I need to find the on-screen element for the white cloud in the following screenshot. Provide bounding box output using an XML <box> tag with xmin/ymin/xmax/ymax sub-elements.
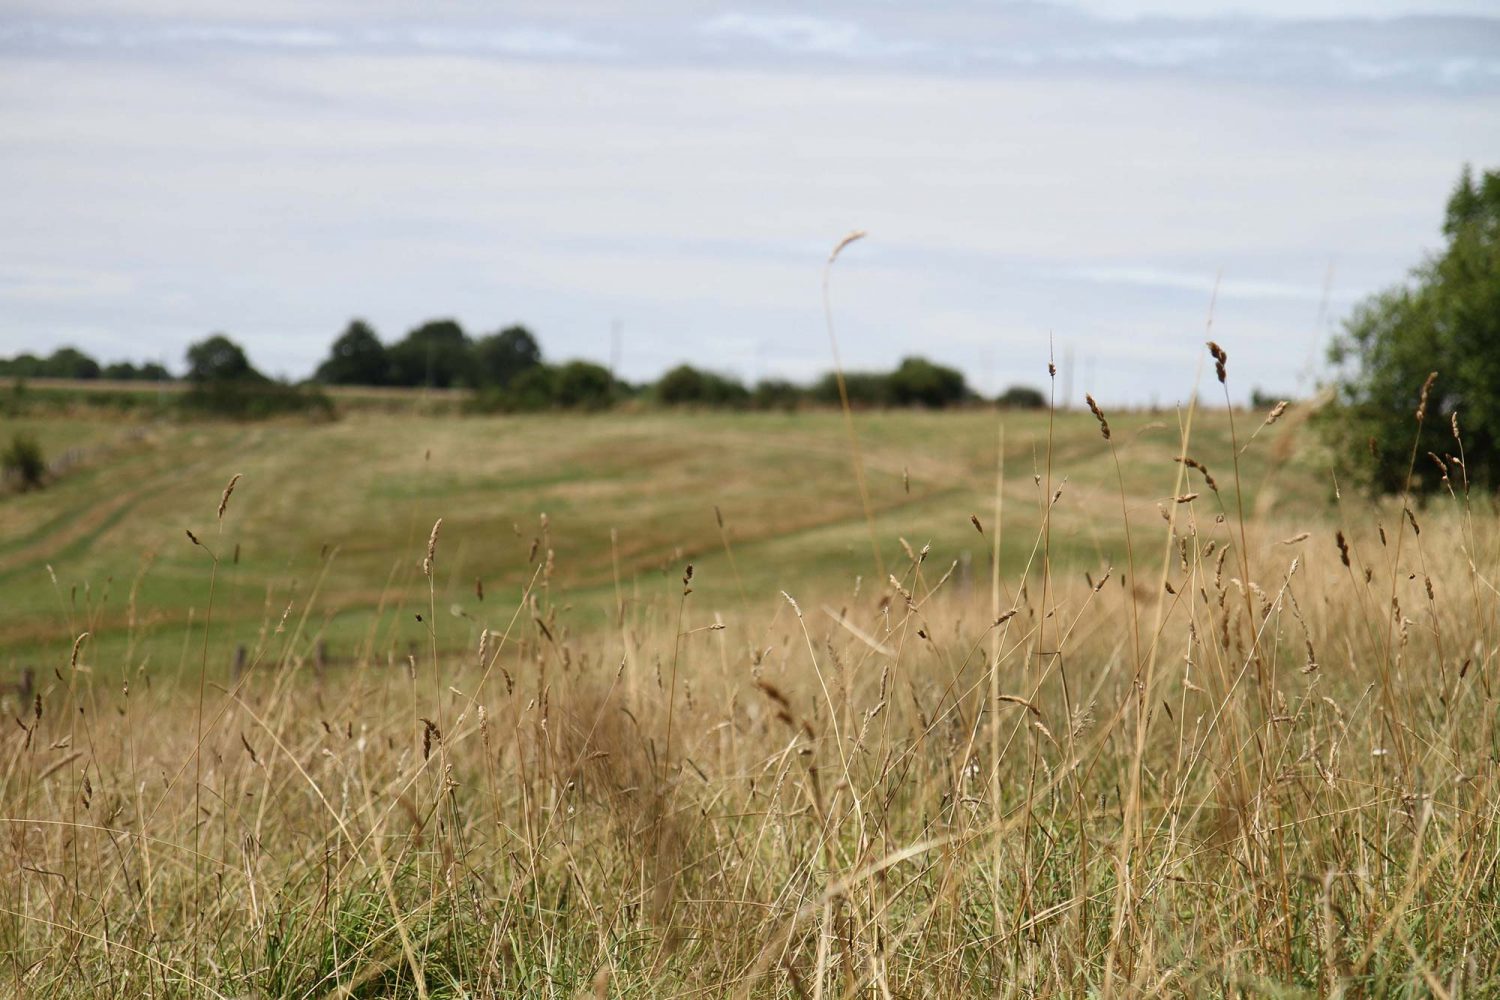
<box><xmin>698</xmin><ymin>12</ymin><xmax>928</xmax><ymax>60</ymax></box>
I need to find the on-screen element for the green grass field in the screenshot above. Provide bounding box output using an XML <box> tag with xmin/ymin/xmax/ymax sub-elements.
<box><xmin>0</xmin><ymin>404</ymin><xmax>1324</xmax><ymax>671</ymax></box>
<box><xmin>7</xmin><ymin>397</ymin><xmax>1499</xmax><ymax>998</ymax></box>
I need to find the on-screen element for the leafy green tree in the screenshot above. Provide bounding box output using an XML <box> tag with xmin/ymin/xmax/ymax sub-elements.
<box><xmin>387</xmin><ymin>319</ymin><xmax>472</xmax><ymax>388</ymax></box>
<box><xmin>186</xmin><ymin>334</ymin><xmax>261</xmax><ymax>383</ymax></box>
<box><xmin>490</xmin><ymin>366</ymin><xmax>558</xmax><ymax>411</ymax></box>
<box><xmin>887</xmin><ymin>356</ymin><xmax>969</xmax><ymax>408</ymax></box>
<box><xmin>552</xmin><ymin>361</ymin><xmax>618</xmax><ymax>410</ymax></box>
<box><xmin>101</xmin><ymin>361</ymin><xmax>172</xmax><ymax>381</ymax></box>
<box><xmin>43</xmin><ymin>347</ymin><xmax>101</xmax><ymax>379</ymax></box>
<box><xmin>0</xmin><ymin>354</ymin><xmax>44</xmax><ymax>378</ymax></box>
<box><xmin>1326</xmin><ymin>165</ymin><xmax>1500</xmax><ymax>492</ymax></box>
<box><xmin>752</xmin><ymin>379</ymin><xmax>804</xmax><ymax>411</ymax></box>
<box><xmin>813</xmin><ymin>371</ymin><xmax>890</xmax><ymax>408</ymax></box>
<box><xmin>996</xmin><ymin>385</ymin><xmax>1046</xmax><ymax>410</ymax></box>
<box><xmin>179</xmin><ymin>334</ymin><xmax>329</xmax><ymax>419</ymax></box>
<box><xmin>473</xmin><ymin>326</ymin><xmax>542</xmax><ymax>388</ymax></box>
<box><xmin>316</xmin><ymin>320</ymin><xmax>390</xmax><ymax>386</ymax></box>
<box><xmin>655</xmin><ymin>364</ymin><xmax>750</xmax><ymax>407</ymax></box>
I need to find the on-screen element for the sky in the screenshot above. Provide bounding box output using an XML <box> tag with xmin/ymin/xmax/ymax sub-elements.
<box><xmin>2</xmin><ymin>2</ymin><xmax>1498</xmax><ymax>404</ymax></box>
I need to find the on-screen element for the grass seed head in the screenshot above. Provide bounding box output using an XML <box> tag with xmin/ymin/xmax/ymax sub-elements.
<box><xmin>1085</xmin><ymin>394</ymin><xmax>1111</xmax><ymax>440</ymax></box>
<box><xmin>1207</xmin><ymin>341</ymin><xmax>1228</xmax><ymax>383</ymax></box>
<box><xmin>423</xmin><ymin>517</ymin><xmax>443</xmax><ymax>577</ymax></box>
<box><xmin>216</xmin><ymin>473</ymin><xmax>242</xmax><ymax>523</ymax></box>
<box><xmin>1416</xmin><ymin>371</ymin><xmax>1438</xmax><ymax>422</ymax></box>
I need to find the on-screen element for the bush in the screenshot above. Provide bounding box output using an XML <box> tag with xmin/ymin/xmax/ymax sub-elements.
<box><xmin>813</xmin><ymin>371</ymin><xmax>891</xmax><ymax>408</ymax></box>
<box><xmin>469</xmin><ymin>361</ymin><xmax>621</xmax><ymax>413</ymax></box>
<box><xmin>996</xmin><ymin>385</ymin><xmax>1047</xmax><ymax>410</ymax></box>
<box><xmin>2</xmin><ymin>433</ymin><xmax>46</xmax><ymax>491</ymax></box>
<box><xmin>655</xmin><ymin>365</ymin><xmax>750</xmax><ymax>407</ymax></box>
<box><xmin>752</xmin><ymin>379</ymin><xmax>804</xmax><ymax>411</ymax></box>
<box><xmin>553</xmin><ymin>361</ymin><xmax>618</xmax><ymax>411</ymax></box>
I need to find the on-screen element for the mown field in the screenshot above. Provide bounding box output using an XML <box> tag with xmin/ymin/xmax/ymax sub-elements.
<box><xmin>0</xmin><ymin>403</ymin><xmax>1325</xmax><ymax>671</ymax></box>
<box><xmin>5</xmin><ymin>396</ymin><xmax>1499</xmax><ymax>998</ymax></box>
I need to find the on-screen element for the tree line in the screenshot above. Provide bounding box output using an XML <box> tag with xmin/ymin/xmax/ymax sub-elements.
<box><xmin>0</xmin><ymin>348</ymin><xmax>170</xmax><ymax>381</ymax></box>
<box><xmin>2</xmin><ymin>318</ymin><xmax>1047</xmax><ymax>414</ymax></box>
<box><xmin>310</xmin><ymin>318</ymin><xmax>1031</xmax><ymax>411</ymax></box>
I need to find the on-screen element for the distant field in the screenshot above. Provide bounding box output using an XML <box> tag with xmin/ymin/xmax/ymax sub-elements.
<box><xmin>0</xmin><ymin>404</ymin><xmax>1322</xmax><ymax>672</ymax></box>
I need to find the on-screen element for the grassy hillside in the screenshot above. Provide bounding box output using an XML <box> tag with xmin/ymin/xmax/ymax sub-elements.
<box><xmin>1</xmin><ymin>404</ymin><xmax>1325</xmax><ymax>672</ymax></box>
<box><xmin>9</xmin><ymin>399</ymin><xmax>1500</xmax><ymax>997</ymax></box>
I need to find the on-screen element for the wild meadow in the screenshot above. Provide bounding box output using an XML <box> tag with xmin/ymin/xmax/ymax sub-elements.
<box><xmin>3</xmin><ymin>365</ymin><xmax>1498</xmax><ymax>998</ymax></box>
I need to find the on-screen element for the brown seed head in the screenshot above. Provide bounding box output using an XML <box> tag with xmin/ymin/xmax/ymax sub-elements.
<box><xmin>1085</xmin><ymin>394</ymin><xmax>1111</xmax><ymax>440</ymax></box>
<box><xmin>423</xmin><ymin>518</ymin><xmax>442</xmax><ymax>577</ymax></box>
<box><xmin>1416</xmin><ymin>371</ymin><xmax>1438</xmax><ymax>422</ymax></box>
<box><xmin>1207</xmin><ymin>341</ymin><xmax>1228</xmax><ymax>383</ymax></box>
<box><xmin>217</xmin><ymin>473</ymin><xmax>242</xmax><ymax>523</ymax></box>
<box><xmin>828</xmin><ymin>229</ymin><xmax>867</xmax><ymax>263</ymax></box>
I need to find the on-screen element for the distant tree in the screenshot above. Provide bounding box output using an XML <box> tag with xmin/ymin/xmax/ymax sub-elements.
<box><xmin>656</xmin><ymin>364</ymin><xmax>750</xmax><ymax>407</ymax></box>
<box><xmin>43</xmin><ymin>347</ymin><xmax>101</xmax><ymax>380</ymax></box>
<box><xmin>752</xmin><ymin>379</ymin><xmax>804</xmax><ymax>411</ymax></box>
<box><xmin>996</xmin><ymin>385</ymin><xmax>1047</xmax><ymax>410</ymax></box>
<box><xmin>179</xmin><ymin>334</ymin><xmax>329</xmax><ymax>419</ymax></box>
<box><xmin>1325</xmin><ymin>165</ymin><xmax>1500</xmax><ymax>492</ymax></box>
<box><xmin>552</xmin><ymin>361</ymin><xmax>618</xmax><ymax>410</ymax></box>
<box><xmin>473</xmin><ymin>360</ymin><xmax>619</xmax><ymax>412</ymax></box>
<box><xmin>387</xmin><ymin>319</ymin><xmax>472</xmax><ymax>388</ymax></box>
<box><xmin>494</xmin><ymin>366</ymin><xmax>559</xmax><ymax>411</ymax></box>
<box><xmin>185</xmin><ymin>334</ymin><xmax>261</xmax><ymax>383</ymax></box>
<box><xmin>316</xmin><ymin>320</ymin><xmax>390</xmax><ymax>386</ymax></box>
<box><xmin>813</xmin><ymin>371</ymin><xmax>890</xmax><ymax>408</ymax></box>
<box><xmin>473</xmin><ymin>325</ymin><xmax>542</xmax><ymax>389</ymax></box>
<box><xmin>887</xmin><ymin>356</ymin><xmax>969</xmax><ymax>408</ymax></box>
<box><xmin>810</xmin><ymin>370</ymin><xmax>888</xmax><ymax>407</ymax></box>
<box><xmin>1249</xmin><ymin>387</ymin><xmax>1285</xmax><ymax>410</ymax></box>
<box><xmin>0</xmin><ymin>354</ymin><xmax>45</xmax><ymax>378</ymax></box>
<box><xmin>102</xmin><ymin>361</ymin><xmax>173</xmax><ymax>381</ymax></box>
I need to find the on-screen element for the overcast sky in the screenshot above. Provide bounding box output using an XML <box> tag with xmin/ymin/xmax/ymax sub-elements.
<box><xmin>3</xmin><ymin>2</ymin><xmax>1498</xmax><ymax>403</ymax></box>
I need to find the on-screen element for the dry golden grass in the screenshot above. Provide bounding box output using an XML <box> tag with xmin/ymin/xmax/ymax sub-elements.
<box><xmin>3</xmin><ymin>378</ymin><xmax>1500</xmax><ymax>998</ymax></box>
